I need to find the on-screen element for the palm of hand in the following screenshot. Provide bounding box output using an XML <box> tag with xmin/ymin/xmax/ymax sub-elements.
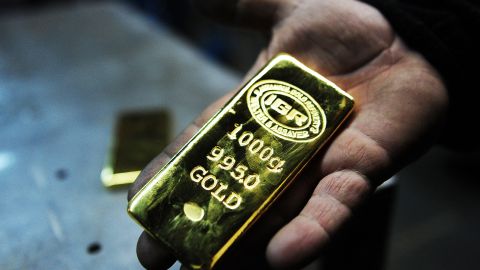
<box><xmin>131</xmin><ymin>0</ymin><xmax>448</xmax><ymax>269</ymax></box>
<box><xmin>264</xmin><ymin>0</ymin><xmax>447</xmax><ymax>183</ymax></box>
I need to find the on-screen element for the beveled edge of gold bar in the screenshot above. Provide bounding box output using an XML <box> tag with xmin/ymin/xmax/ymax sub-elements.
<box><xmin>127</xmin><ymin>53</ymin><xmax>355</xmax><ymax>269</ymax></box>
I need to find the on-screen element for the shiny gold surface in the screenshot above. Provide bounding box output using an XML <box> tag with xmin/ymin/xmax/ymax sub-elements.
<box><xmin>128</xmin><ymin>54</ymin><xmax>354</xmax><ymax>269</ymax></box>
<box><xmin>102</xmin><ymin>110</ymin><xmax>170</xmax><ymax>188</ymax></box>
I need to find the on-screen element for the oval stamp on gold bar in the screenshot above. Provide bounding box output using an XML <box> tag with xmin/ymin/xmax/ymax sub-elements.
<box><xmin>247</xmin><ymin>79</ymin><xmax>327</xmax><ymax>142</ymax></box>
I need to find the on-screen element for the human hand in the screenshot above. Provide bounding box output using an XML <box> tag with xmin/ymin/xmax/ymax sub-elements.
<box><xmin>128</xmin><ymin>0</ymin><xmax>448</xmax><ymax>269</ymax></box>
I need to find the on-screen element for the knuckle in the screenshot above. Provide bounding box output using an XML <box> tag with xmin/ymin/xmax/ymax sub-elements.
<box><xmin>339</xmin><ymin>129</ymin><xmax>391</xmax><ymax>175</ymax></box>
<box><xmin>317</xmin><ymin>170</ymin><xmax>371</xmax><ymax>206</ymax></box>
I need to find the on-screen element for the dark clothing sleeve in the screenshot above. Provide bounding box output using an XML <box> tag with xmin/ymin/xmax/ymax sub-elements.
<box><xmin>363</xmin><ymin>0</ymin><xmax>480</xmax><ymax>149</ymax></box>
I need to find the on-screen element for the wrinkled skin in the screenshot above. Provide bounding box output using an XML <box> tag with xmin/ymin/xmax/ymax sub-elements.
<box><xmin>128</xmin><ymin>0</ymin><xmax>448</xmax><ymax>269</ymax></box>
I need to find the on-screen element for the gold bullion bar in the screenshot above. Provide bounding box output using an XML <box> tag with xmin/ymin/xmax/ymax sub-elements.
<box><xmin>128</xmin><ymin>54</ymin><xmax>354</xmax><ymax>269</ymax></box>
<box><xmin>102</xmin><ymin>110</ymin><xmax>171</xmax><ymax>188</ymax></box>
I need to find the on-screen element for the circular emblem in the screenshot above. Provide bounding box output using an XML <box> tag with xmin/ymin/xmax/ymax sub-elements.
<box><xmin>247</xmin><ymin>80</ymin><xmax>326</xmax><ymax>142</ymax></box>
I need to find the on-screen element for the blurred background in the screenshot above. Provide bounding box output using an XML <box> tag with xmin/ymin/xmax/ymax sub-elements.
<box><xmin>0</xmin><ymin>0</ymin><xmax>478</xmax><ymax>269</ymax></box>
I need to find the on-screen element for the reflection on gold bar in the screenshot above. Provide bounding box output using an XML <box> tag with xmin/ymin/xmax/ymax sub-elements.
<box><xmin>102</xmin><ymin>110</ymin><xmax>170</xmax><ymax>188</ymax></box>
<box><xmin>128</xmin><ymin>54</ymin><xmax>354</xmax><ymax>269</ymax></box>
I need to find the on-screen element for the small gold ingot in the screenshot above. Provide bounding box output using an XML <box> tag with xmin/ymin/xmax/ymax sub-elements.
<box><xmin>128</xmin><ymin>54</ymin><xmax>354</xmax><ymax>269</ymax></box>
<box><xmin>102</xmin><ymin>110</ymin><xmax>170</xmax><ymax>188</ymax></box>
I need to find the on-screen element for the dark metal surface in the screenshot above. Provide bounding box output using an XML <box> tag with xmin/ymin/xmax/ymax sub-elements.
<box><xmin>0</xmin><ymin>3</ymin><xmax>238</xmax><ymax>269</ymax></box>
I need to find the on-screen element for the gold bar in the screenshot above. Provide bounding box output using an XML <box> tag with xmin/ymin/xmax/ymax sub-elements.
<box><xmin>102</xmin><ymin>110</ymin><xmax>171</xmax><ymax>188</ymax></box>
<box><xmin>128</xmin><ymin>54</ymin><xmax>354</xmax><ymax>269</ymax></box>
